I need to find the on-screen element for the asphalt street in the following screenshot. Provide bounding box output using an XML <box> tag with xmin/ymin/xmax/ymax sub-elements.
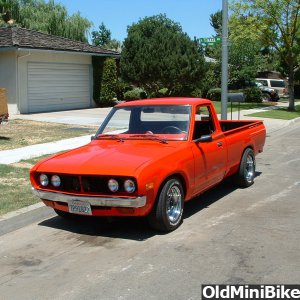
<box><xmin>0</xmin><ymin>121</ymin><xmax>299</xmax><ymax>299</ymax></box>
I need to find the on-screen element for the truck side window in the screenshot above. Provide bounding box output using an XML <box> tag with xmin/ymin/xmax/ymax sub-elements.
<box><xmin>193</xmin><ymin>106</ymin><xmax>215</xmax><ymax>139</ymax></box>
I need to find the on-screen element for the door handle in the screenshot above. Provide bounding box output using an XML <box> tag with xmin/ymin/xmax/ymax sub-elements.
<box><xmin>217</xmin><ymin>142</ymin><xmax>223</xmax><ymax>147</ymax></box>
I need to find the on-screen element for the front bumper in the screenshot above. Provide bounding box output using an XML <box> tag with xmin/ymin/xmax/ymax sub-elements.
<box><xmin>32</xmin><ymin>188</ymin><xmax>147</xmax><ymax>208</ymax></box>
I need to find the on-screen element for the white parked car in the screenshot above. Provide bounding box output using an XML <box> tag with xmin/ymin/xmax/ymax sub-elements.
<box><xmin>255</xmin><ymin>78</ymin><xmax>289</xmax><ymax>98</ymax></box>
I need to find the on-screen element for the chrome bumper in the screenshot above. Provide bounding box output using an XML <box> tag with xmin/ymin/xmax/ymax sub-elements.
<box><xmin>32</xmin><ymin>188</ymin><xmax>146</xmax><ymax>208</ymax></box>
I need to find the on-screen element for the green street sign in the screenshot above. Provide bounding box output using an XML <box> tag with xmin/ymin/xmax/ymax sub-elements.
<box><xmin>199</xmin><ymin>37</ymin><xmax>221</xmax><ymax>46</ymax></box>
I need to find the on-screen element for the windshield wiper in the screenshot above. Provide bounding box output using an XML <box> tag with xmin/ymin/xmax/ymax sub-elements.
<box><xmin>129</xmin><ymin>134</ymin><xmax>168</xmax><ymax>144</ymax></box>
<box><xmin>94</xmin><ymin>134</ymin><xmax>124</xmax><ymax>142</ymax></box>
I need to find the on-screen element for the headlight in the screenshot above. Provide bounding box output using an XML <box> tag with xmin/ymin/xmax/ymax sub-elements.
<box><xmin>51</xmin><ymin>175</ymin><xmax>61</xmax><ymax>187</ymax></box>
<box><xmin>108</xmin><ymin>179</ymin><xmax>119</xmax><ymax>192</ymax></box>
<box><xmin>39</xmin><ymin>174</ymin><xmax>49</xmax><ymax>186</ymax></box>
<box><xmin>124</xmin><ymin>179</ymin><xmax>135</xmax><ymax>193</ymax></box>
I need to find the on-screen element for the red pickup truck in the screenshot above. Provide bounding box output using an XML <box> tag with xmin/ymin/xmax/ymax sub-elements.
<box><xmin>30</xmin><ymin>98</ymin><xmax>266</xmax><ymax>232</ymax></box>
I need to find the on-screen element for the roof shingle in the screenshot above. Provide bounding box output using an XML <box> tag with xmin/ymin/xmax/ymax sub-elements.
<box><xmin>0</xmin><ymin>27</ymin><xmax>120</xmax><ymax>57</ymax></box>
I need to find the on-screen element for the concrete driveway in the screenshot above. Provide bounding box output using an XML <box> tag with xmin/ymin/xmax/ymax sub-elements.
<box><xmin>10</xmin><ymin>107</ymin><xmax>113</xmax><ymax>126</ymax></box>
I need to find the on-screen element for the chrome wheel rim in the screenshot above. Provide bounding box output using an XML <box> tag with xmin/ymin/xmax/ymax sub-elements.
<box><xmin>245</xmin><ymin>155</ymin><xmax>255</xmax><ymax>182</ymax></box>
<box><xmin>166</xmin><ymin>184</ymin><xmax>182</xmax><ymax>224</ymax></box>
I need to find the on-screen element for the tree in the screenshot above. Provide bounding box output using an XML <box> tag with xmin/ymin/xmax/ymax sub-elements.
<box><xmin>0</xmin><ymin>0</ymin><xmax>20</xmax><ymax>24</ymax></box>
<box><xmin>92</xmin><ymin>22</ymin><xmax>121</xmax><ymax>51</ymax></box>
<box><xmin>121</xmin><ymin>14</ymin><xmax>205</xmax><ymax>96</ymax></box>
<box><xmin>228</xmin><ymin>40</ymin><xmax>269</xmax><ymax>88</ymax></box>
<box><xmin>0</xmin><ymin>0</ymin><xmax>91</xmax><ymax>42</ymax></box>
<box><xmin>92</xmin><ymin>22</ymin><xmax>111</xmax><ymax>46</ymax></box>
<box><xmin>205</xmin><ymin>9</ymin><xmax>270</xmax><ymax>89</ymax></box>
<box><xmin>210</xmin><ymin>10</ymin><xmax>222</xmax><ymax>37</ymax></box>
<box><xmin>231</xmin><ymin>0</ymin><xmax>300</xmax><ymax>111</ymax></box>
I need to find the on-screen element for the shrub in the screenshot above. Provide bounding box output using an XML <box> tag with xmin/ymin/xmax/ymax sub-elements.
<box><xmin>244</xmin><ymin>87</ymin><xmax>262</xmax><ymax>103</ymax></box>
<box><xmin>191</xmin><ymin>88</ymin><xmax>202</xmax><ymax>98</ymax></box>
<box><xmin>206</xmin><ymin>88</ymin><xmax>222</xmax><ymax>101</ymax></box>
<box><xmin>158</xmin><ymin>87</ymin><xmax>169</xmax><ymax>97</ymax></box>
<box><xmin>124</xmin><ymin>88</ymin><xmax>147</xmax><ymax>101</ymax></box>
<box><xmin>100</xmin><ymin>58</ymin><xmax>117</xmax><ymax>105</ymax></box>
<box><xmin>115</xmin><ymin>79</ymin><xmax>131</xmax><ymax>101</ymax></box>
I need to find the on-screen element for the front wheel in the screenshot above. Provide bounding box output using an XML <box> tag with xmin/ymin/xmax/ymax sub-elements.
<box><xmin>148</xmin><ymin>177</ymin><xmax>184</xmax><ymax>232</ymax></box>
<box><xmin>234</xmin><ymin>148</ymin><xmax>256</xmax><ymax>188</ymax></box>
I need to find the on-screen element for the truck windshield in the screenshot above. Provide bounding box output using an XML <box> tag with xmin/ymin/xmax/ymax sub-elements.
<box><xmin>96</xmin><ymin>105</ymin><xmax>191</xmax><ymax>141</ymax></box>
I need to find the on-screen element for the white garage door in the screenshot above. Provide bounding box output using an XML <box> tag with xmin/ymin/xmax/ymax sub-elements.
<box><xmin>27</xmin><ymin>62</ymin><xmax>90</xmax><ymax>113</ymax></box>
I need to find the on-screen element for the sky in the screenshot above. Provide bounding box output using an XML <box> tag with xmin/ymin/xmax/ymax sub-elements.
<box><xmin>57</xmin><ymin>0</ymin><xmax>222</xmax><ymax>42</ymax></box>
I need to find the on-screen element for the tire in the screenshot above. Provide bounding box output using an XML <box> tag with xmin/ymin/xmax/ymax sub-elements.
<box><xmin>234</xmin><ymin>148</ymin><xmax>256</xmax><ymax>188</ymax></box>
<box><xmin>262</xmin><ymin>93</ymin><xmax>271</xmax><ymax>102</ymax></box>
<box><xmin>148</xmin><ymin>177</ymin><xmax>184</xmax><ymax>232</ymax></box>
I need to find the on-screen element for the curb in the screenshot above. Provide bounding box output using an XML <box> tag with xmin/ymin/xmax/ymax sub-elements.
<box><xmin>0</xmin><ymin>203</ymin><xmax>55</xmax><ymax>236</ymax></box>
<box><xmin>288</xmin><ymin>116</ymin><xmax>300</xmax><ymax>125</ymax></box>
<box><xmin>0</xmin><ymin>202</ymin><xmax>44</xmax><ymax>221</ymax></box>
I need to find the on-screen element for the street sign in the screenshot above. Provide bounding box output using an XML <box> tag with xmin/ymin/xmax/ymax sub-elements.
<box><xmin>199</xmin><ymin>37</ymin><xmax>221</xmax><ymax>46</ymax></box>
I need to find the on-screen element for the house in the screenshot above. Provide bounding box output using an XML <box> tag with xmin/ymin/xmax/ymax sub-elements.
<box><xmin>0</xmin><ymin>27</ymin><xmax>120</xmax><ymax>114</ymax></box>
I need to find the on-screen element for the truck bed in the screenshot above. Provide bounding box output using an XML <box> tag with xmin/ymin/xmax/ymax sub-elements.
<box><xmin>193</xmin><ymin>119</ymin><xmax>263</xmax><ymax>139</ymax></box>
<box><xmin>220</xmin><ymin>120</ymin><xmax>263</xmax><ymax>133</ymax></box>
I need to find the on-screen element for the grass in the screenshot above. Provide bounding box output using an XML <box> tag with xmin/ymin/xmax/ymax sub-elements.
<box><xmin>0</xmin><ymin>162</ymin><xmax>38</xmax><ymax>215</ymax></box>
<box><xmin>212</xmin><ymin>101</ymin><xmax>274</xmax><ymax>114</ymax></box>
<box><xmin>0</xmin><ymin>153</ymin><xmax>66</xmax><ymax>216</ymax></box>
<box><xmin>0</xmin><ymin>119</ymin><xmax>98</xmax><ymax>150</ymax></box>
<box><xmin>245</xmin><ymin>105</ymin><xmax>300</xmax><ymax>120</ymax></box>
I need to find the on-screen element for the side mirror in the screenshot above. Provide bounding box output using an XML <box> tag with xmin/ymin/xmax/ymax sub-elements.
<box><xmin>194</xmin><ymin>134</ymin><xmax>212</xmax><ymax>143</ymax></box>
<box><xmin>91</xmin><ymin>135</ymin><xmax>96</xmax><ymax>141</ymax></box>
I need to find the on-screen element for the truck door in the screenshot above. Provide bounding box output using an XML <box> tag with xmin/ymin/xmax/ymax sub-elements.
<box><xmin>191</xmin><ymin>105</ymin><xmax>227</xmax><ymax>193</ymax></box>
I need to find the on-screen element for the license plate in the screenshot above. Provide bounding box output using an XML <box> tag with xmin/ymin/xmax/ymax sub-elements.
<box><xmin>68</xmin><ymin>200</ymin><xmax>92</xmax><ymax>216</ymax></box>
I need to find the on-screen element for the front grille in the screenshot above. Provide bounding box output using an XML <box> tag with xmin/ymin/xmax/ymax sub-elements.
<box><xmin>82</xmin><ymin>176</ymin><xmax>108</xmax><ymax>193</ymax></box>
<box><xmin>60</xmin><ymin>175</ymin><xmax>81</xmax><ymax>192</ymax></box>
<box><xmin>36</xmin><ymin>173</ymin><xmax>137</xmax><ymax>196</ymax></box>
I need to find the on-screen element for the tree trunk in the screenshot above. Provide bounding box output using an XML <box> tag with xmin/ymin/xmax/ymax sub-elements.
<box><xmin>287</xmin><ymin>60</ymin><xmax>295</xmax><ymax>111</ymax></box>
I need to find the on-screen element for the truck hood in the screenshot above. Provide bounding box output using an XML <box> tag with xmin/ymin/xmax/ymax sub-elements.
<box><xmin>35</xmin><ymin>139</ymin><xmax>185</xmax><ymax>176</ymax></box>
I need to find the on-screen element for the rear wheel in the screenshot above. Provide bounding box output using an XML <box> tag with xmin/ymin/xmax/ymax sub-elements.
<box><xmin>234</xmin><ymin>148</ymin><xmax>256</xmax><ymax>187</ymax></box>
<box><xmin>148</xmin><ymin>177</ymin><xmax>184</xmax><ymax>232</ymax></box>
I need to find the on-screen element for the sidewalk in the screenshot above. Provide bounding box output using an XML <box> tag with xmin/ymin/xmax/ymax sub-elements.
<box><xmin>0</xmin><ymin>135</ymin><xmax>91</xmax><ymax>164</ymax></box>
<box><xmin>1</xmin><ymin>102</ymin><xmax>299</xmax><ymax>165</ymax></box>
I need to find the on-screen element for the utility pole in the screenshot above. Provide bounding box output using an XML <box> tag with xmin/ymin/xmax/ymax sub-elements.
<box><xmin>221</xmin><ymin>0</ymin><xmax>229</xmax><ymax>120</ymax></box>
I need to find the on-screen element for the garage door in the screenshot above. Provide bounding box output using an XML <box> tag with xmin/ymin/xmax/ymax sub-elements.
<box><xmin>27</xmin><ymin>62</ymin><xmax>90</xmax><ymax>113</ymax></box>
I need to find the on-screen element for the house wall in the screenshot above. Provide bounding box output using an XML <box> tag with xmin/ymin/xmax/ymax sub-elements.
<box><xmin>17</xmin><ymin>50</ymin><xmax>92</xmax><ymax>113</ymax></box>
<box><xmin>0</xmin><ymin>51</ymin><xmax>18</xmax><ymax>114</ymax></box>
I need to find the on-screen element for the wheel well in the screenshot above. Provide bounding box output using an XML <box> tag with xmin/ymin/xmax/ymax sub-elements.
<box><xmin>159</xmin><ymin>173</ymin><xmax>187</xmax><ymax>198</ymax></box>
<box><xmin>241</xmin><ymin>146</ymin><xmax>254</xmax><ymax>159</ymax></box>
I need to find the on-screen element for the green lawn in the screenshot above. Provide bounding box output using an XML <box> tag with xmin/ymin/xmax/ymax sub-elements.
<box><xmin>0</xmin><ymin>153</ymin><xmax>64</xmax><ymax>215</ymax></box>
<box><xmin>245</xmin><ymin>105</ymin><xmax>300</xmax><ymax>120</ymax></box>
<box><xmin>0</xmin><ymin>163</ymin><xmax>39</xmax><ymax>215</ymax></box>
